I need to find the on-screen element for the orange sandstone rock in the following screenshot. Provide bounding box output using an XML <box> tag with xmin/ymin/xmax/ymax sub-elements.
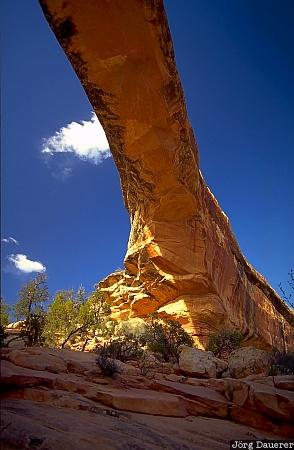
<box><xmin>1</xmin><ymin>347</ymin><xmax>293</xmax><ymax>440</ymax></box>
<box><xmin>39</xmin><ymin>0</ymin><xmax>293</xmax><ymax>350</ymax></box>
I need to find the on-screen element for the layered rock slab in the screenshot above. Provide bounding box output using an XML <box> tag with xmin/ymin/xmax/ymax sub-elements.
<box><xmin>39</xmin><ymin>0</ymin><xmax>293</xmax><ymax>349</ymax></box>
<box><xmin>1</xmin><ymin>346</ymin><xmax>293</xmax><ymax>447</ymax></box>
<box><xmin>3</xmin><ymin>399</ymin><xmax>285</xmax><ymax>450</ymax></box>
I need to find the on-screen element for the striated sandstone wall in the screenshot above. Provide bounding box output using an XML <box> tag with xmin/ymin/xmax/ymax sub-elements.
<box><xmin>39</xmin><ymin>0</ymin><xmax>293</xmax><ymax>350</ymax></box>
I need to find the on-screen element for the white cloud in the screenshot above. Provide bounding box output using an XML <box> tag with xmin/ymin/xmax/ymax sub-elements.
<box><xmin>42</xmin><ymin>112</ymin><xmax>111</xmax><ymax>164</ymax></box>
<box><xmin>8</xmin><ymin>254</ymin><xmax>46</xmax><ymax>274</ymax></box>
<box><xmin>2</xmin><ymin>237</ymin><xmax>19</xmax><ymax>245</ymax></box>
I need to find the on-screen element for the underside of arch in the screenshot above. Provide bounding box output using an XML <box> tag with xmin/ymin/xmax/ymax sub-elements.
<box><xmin>39</xmin><ymin>0</ymin><xmax>293</xmax><ymax>350</ymax></box>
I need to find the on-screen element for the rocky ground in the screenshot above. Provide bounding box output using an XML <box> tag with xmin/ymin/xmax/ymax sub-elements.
<box><xmin>1</xmin><ymin>347</ymin><xmax>293</xmax><ymax>449</ymax></box>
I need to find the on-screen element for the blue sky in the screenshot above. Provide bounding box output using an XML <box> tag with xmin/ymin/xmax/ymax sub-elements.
<box><xmin>1</xmin><ymin>0</ymin><xmax>293</xmax><ymax>308</ymax></box>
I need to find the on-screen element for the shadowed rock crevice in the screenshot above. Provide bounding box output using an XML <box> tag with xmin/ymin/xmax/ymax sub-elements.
<box><xmin>39</xmin><ymin>0</ymin><xmax>293</xmax><ymax>350</ymax></box>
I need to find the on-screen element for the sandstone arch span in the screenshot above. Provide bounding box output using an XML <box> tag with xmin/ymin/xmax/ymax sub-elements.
<box><xmin>39</xmin><ymin>0</ymin><xmax>293</xmax><ymax>350</ymax></box>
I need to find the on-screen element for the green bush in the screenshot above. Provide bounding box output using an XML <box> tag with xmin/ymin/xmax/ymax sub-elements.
<box><xmin>14</xmin><ymin>274</ymin><xmax>48</xmax><ymax>321</ymax></box>
<box><xmin>44</xmin><ymin>288</ymin><xmax>111</xmax><ymax>349</ymax></box>
<box><xmin>115</xmin><ymin>318</ymin><xmax>146</xmax><ymax>341</ymax></box>
<box><xmin>21</xmin><ymin>312</ymin><xmax>46</xmax><ymax>347</ymax></box>
<box><xmin>268</xmin><ymin>351</ymin><xmax>294</xmax><ymax>375</ymax></box>
<box><xmin>1</xmin><ymin>298</ymin><xmax>10</xmax><ymax>327</ymax></box>
<box><xmin>96</xmin><ymin>337</ymin><xmax>143</xmax><ymax>363</ymax></box>
<box><xmin>14</xmin><ymin>274</ymin><xmax>48</xmax><ymax>347</ymax></box>
<box><xmin>0</xmin><ymin>324</ymin><xmax>8</xmax><ymax>347</ymax></box>
<box><xmin>96</xmin><ymin>316</ymin><xmax>193</xmax><ymax>366</ymax></box>
<box><xmin>141</xmin><ymin>315</ymin><xmax>194</xmax><ymax>362</ymax></box>
<box><xmin>96</xmin><ymin>355</ymin><xmax>120</xmax><ymax>377</ymax></box>
<box><xmin>207</xmin><ymin>329</ymin><xmax>244</xmax><ymax>359</ymax></box>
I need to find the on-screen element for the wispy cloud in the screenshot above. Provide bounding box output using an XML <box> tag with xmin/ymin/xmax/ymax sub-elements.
<box><xmin>42</xmin><ymin>112</ymin><xmax>111</xmax><ymax>165</ymax></box>
<box><xmin>8</xmin><ymin>254</ymin><xmax>46</xmax><ymax>274</ymax></box>
<box><xmin>2</xmin><ymin>237</ymin><xmax>19</xmax><ymax>245</ymax></box>
<box><xmin>52</xmin><ymin>165</ymin><xmax>73</xmax><ymax>182</ymax></box>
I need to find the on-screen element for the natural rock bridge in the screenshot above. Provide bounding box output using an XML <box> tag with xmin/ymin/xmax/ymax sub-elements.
<box><xmin>40</xmin><ymin>0</ymin><xmax>293</xmax><ymax>350</ymax></box>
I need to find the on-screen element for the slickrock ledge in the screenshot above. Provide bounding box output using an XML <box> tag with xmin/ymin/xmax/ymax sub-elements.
<box><xmin>1</xmin><ymin>347</ymin><xmax>293</xmax><ymax>449</ymax></box>
<box><xmin>39</xmin><ymin>0</ymin><xmax>293</xmax><ymax>350</ymax></box>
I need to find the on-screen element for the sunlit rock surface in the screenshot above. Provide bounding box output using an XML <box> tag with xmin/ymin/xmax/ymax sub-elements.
<box><xmin>1</xmin><ymin>347</ymin><xmax>294</xmax><ymax>448</ymax></box>
<box><xmin>40</xmin><ymin>0</ymin><xmax>293</xmax><ymax>350</ymax></box>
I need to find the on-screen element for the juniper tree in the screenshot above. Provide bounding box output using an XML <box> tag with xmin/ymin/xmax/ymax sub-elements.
<box><xmin>44</xmin><ymin>287</ymin><xmax>111</xmax><ymax>350</ymax></box>
<box><xmin>14</xmin><ymin>274</ymin><xmax>48</xmax><ymax>346</ymax></box>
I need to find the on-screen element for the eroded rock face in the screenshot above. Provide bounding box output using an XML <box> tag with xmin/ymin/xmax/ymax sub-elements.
<box><xmin>39</xmin><ymin>0</ymin><xmax>293</xmax><ymax>350</ymax></box>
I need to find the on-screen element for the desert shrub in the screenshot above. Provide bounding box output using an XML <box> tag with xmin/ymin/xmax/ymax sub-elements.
<box><xmin>141</xmin><ymin>315</ymin><xmax>194</xmax><ymax>362</ymax></box>
<box><xmin>96</xmin><ymin>337</ymin><xmax>143</xmax><ymax>362</ymax></box>
<box><xmin>103</xmin><ymin>319</ymin><xmax>118</xmax><ymax>339</ymax></box>
<box><xmin>21</xmin><ymin>312</ymin><xmax>46</xmax><ymax>347</ymax></box>
<box><xmin>96</xmin><ymin>355</ymin><xmax>120</xmax><ymax>377</ymax></box>
<box><xmin>115</xmin><ymin>318</ymin><xmax>146</xmax><ymax>341</ymax></box>
<box><xmin>0</xmin><ymin>324</ymin><xmax>8</xmax><ymax>347</ymax></box>
<box><xmin>96</xmin><ymin>315</ymin><xmax>193</xmax><ymax>367</ymax></box>
<box><xmin>268</xmin><ymin>351</ymin><xmax>294</xmax><ymax>375</ymax></box>
<box><xmin>279</xmin><ymin>269</ymin><xmax>294</xmax><ymax>309</ymax></box>
<box><xmin>207</xmin><ymin>329</ymin><xmax>244</xmax><ymax>359</ymax></box>
<box><xmin>0</xmin><ymin>299</ymin><xmax>9</xmax><ymax>347</ymax></box>
<box><xmin>1</xmin><ymin>298</ymin><xmax>10</xmax><ymax>327</ymax></box>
